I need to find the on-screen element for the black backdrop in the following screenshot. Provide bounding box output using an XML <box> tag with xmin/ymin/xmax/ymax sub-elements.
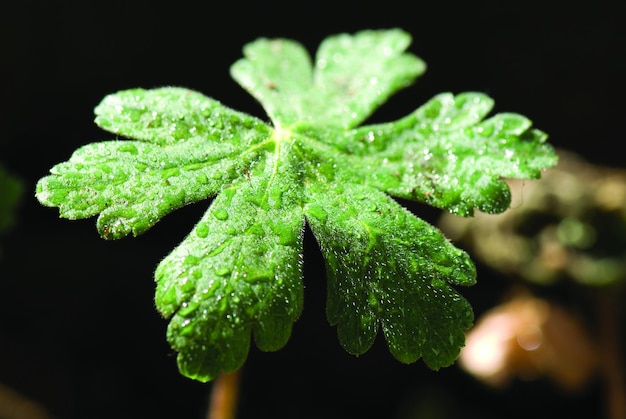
<box><xmin>1</xmin><ymin>1</ymin><xmax>623</xmax><ymax>418</ymax></box>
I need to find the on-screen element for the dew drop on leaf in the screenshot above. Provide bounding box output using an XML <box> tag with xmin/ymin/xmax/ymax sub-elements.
<box><xmin>118</xmin><ymin>143</ymin><xmax>138</xmax><ymax>155</ymax></box>
<box><xmin>179</xmin><ymin>319</ymin><xmax>194</xmax><ymax>336</ymax></box>
<box><xmin>178</xmin><ymin>276</ymin><xmax>195</xmax><ymax>292</ymax></box>
<box><xmin>127</xmin><ymin>108</ymin><xmax>143</xmax><ymax>122</ymax></box>
<box><xmin>215</xmin><ymin>266</ymin><xmax>231</xmax><ymax>277</ymax></box>
<box><xmin>213</xmin><ymin>209</ymin><xmax>229</xmax><ymax>220</ymax></box>
<box><xmin>195</xmin><ymin>173</ymin><xmax>209</xmax><ymax>184</ymax></box>
<box><xmin>134</xmin><ymin>162</ymin><xmax>148</xmax><ymax>172</ymax></box>
<box><xmin>305</xmin><ymin>204</ymin><xmax>328</xmax><ymax>222</ymax></box>
<box><xmin>431</xmin><ymin>278</ymin><xmax>446</xmax><ymax>288</ymax></box>
<box><xmin>183</xmin><ymin>255</ymin><xmax>200</xmax><ymax>266</ymax></box>
<box><xmin>178</xmin><ymin>300</ymin><xmax>200</xmax><ymax>316</ymax></box>
<box><xmin>195</xmin><ymin>222</ymin><xmax>209</xmax><ymax>238</ymax></box>
<box><xmin>368</xmin><ymin>293</ymin><xmax>380</xmax><ymax>312</ymax></box>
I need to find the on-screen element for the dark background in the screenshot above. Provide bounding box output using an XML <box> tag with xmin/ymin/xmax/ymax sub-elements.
<box><xmin>1</xmin><ymin>1</ymin><xmax>623</xmax><ymax>418</ymax></box>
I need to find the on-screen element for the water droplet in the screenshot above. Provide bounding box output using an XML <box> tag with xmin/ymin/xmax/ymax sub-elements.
<box><xmin>477</xmin><ymin>122</ymin><xmax>494</xmax><ymax>137</ymax></box>
<box><xmin>160</xmin><ymin>167</ymin><xmax>180</xmax><ymax>179</ymax></box>
<box><xmin>431</xmin><ymin>278</ymin><xmax>446</xmax><ymax>289</ymax></box>
<box><xmin>96</xmin><ymin>163</ymin><xmax>112</xmax><ymax>174</ymax></box>
<box><xmin>118</xmin><ymin>143</ymin><xmax>138</xmax><ymax>155</ymax></box>
<box><xmin>368</xmin><ymin>293</ymin><xmax>380</xmax><ymax>312</ymax></box>
<box><xmin>179</xmin><ymin>318</ymin><xmax>194</xmax><ymax>336</ymax></box>
<box><xmin>242</xmin><ymin>269</ymin><xmax>273</xmax><ymax>283</ymax></box>
<box><xmin>270</xmin><ymin>222</ymin><xmax>298</xmax><ymax>246</ymax></box>
<box><xmin>306</xmin><ymin>204</ymin><xmax>327</xmax><ymax>222</ymax></box>
<box><xmin>213</xmin><ymin>209</ymin><xmax>229</xmax><ymax>220</ymax></box>
<box><xmin>208</xmin><ymin>240</ymin><xmax>227</xmax><ymax>256</ymax></box>
<box><xmin>316</xmin><ymin>161</ymin><xmax>337</xmax><ymax>181</ymax></box>
<box><xmin>127</xmin><ymin>108</ymin><xmax>143</xmax><ymax>122</ymax></box>
<box><xmin>195</xmin><ymin>222</ymin><xmax>209</xmax><ymax>238</ymax></box>
<box><xmin>134</xmin><ymin>162</ymin><xmax>148</xmax><ymax>172</ymax></box>
<box><xmin>209</xmin><ymin>118</ymin><xmax>224</xmax><ymax>130</ymax></box>
<box><xmin>183</xmin><ymin>255</ymin><xmax>200</xmax><ymax>266</ymax></box>
<box><xmin>178</xmin><ymin>276</ymin><xmax>195</xmax><ymax>292</ymax></box>
<box><xmin>215</xmin><ymin>266</ymin><xmax>231</xmax><ymax>277</ymax></box>
<box><xmin>178</xmin><ymin>300</ymin><xmax>199</xmax><ymax>316</ymax></box>
<box><xmin>357</xmin><ymin>313</ymin><xmax>372</xmax><ymax>330</ymax></box>
<box><xmin>195</xmin><ymin>173</ymin><xmax>209</xmax><ymax>184</ymax></box>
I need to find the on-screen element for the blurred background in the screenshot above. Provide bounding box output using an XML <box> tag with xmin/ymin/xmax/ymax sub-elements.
<box><xmin>1</xmin><ymin>1</ymin><xmax>624</xmax><ymax>418</ymax></box>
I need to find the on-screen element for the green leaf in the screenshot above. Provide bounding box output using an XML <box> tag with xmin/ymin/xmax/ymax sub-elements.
<box><xmin>305</xmin><ymin>183</ymin><xmax>475</xmax><ymax>368</ymax></box>
<box><xmin>331</xmin><ymin>92</ymin><xmax>556</xmax><ymax>216</ymax></box>
<box><xmin>36</xmin><ymin>88</ymin><xmax>271</xmax><ymax>239</ymax></box>
<box><xmin>154</xmin><ymin>140</ymin><xmax>306</xmax><ymax>380</ymax></box>
<box><xmin>231</xmin><ymin>28</ymin><xmax>426</xmax><ymax>129</ymax></box>
<box><xmin>35</xmin><ymin>28</ymin><xmax>557</xmax><ymax>382</ymax></box>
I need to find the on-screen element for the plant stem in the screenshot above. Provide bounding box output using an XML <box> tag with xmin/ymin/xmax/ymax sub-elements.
<box><xmin>206</xmin><ymin>369</ymin><xmax>241</xmax><ymax>419</ymax></box>
<box><xmin>0</xmin><ymin>382</ymin><xmax>54</xmax><ymax>419</ymax></box>
<box><xmin>597</xmin><ymin>293</ymin><xmax>626</xmax><ymax>419</ymax></box>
